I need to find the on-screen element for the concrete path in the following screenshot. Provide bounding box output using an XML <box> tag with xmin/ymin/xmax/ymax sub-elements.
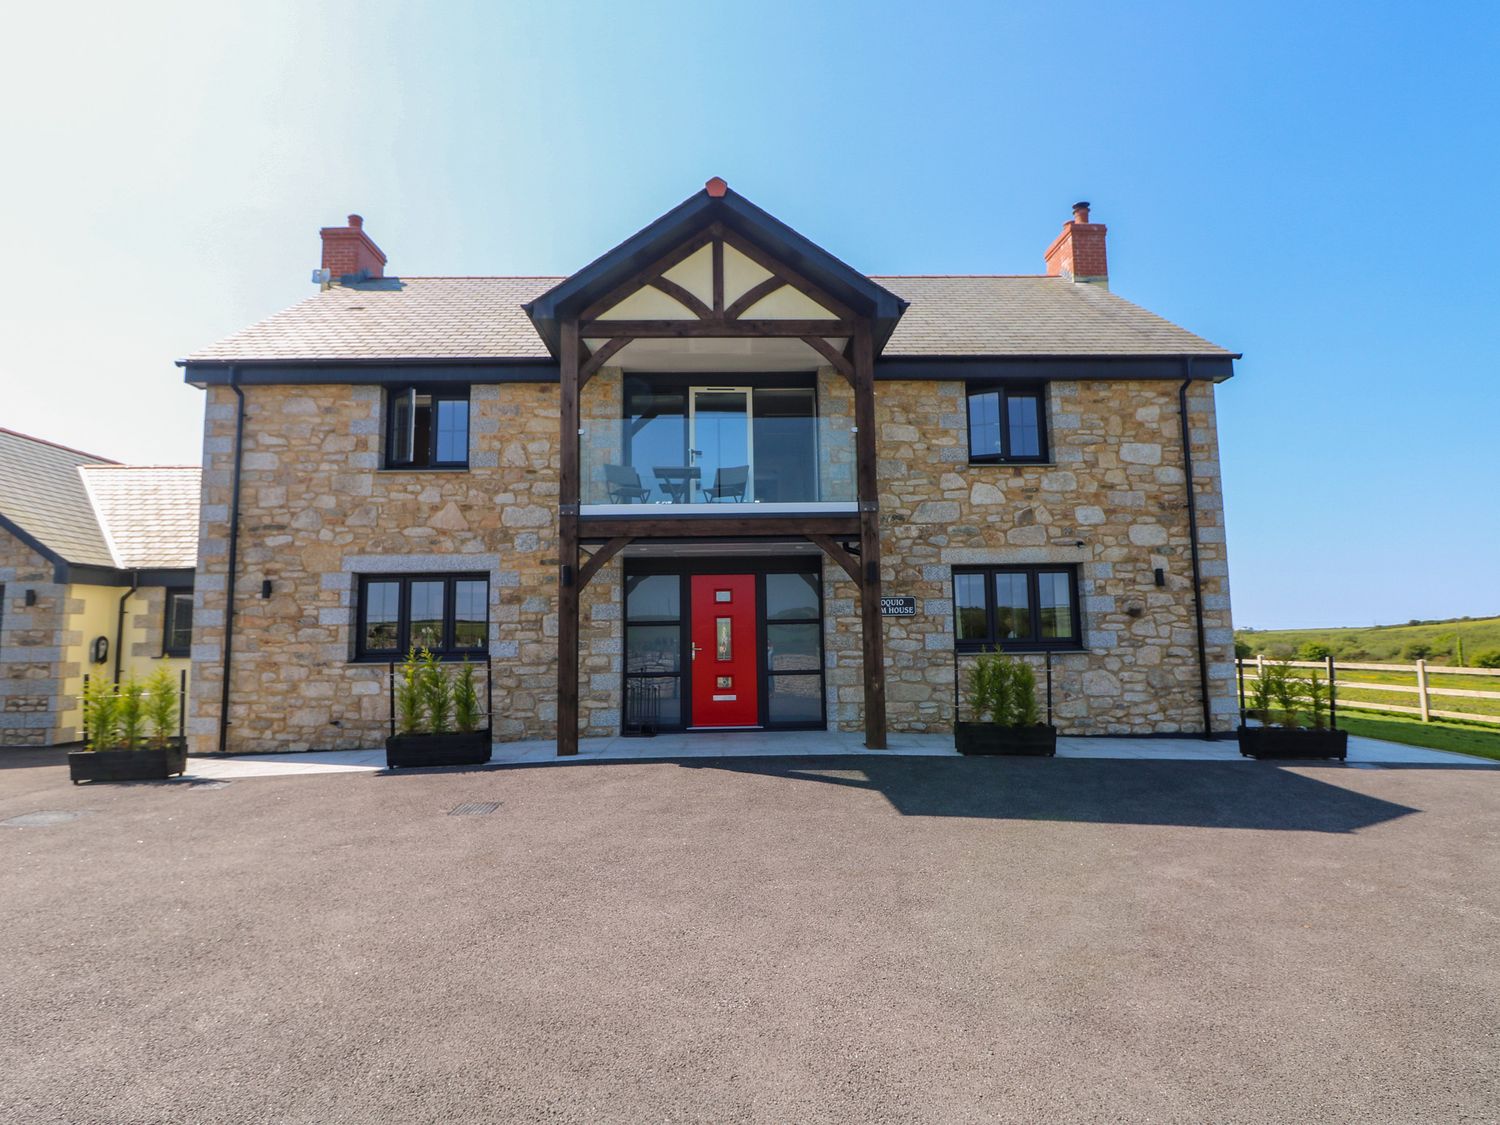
<box><xmin>185</xmin><ymin>728</ymin><xmax>1496</xmax><ymax>780</ymax></box>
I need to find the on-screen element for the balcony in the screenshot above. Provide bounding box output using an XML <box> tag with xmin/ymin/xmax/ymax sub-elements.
<box><xmin>580</xmin><ymin>382</ymin><xmax>856</xmax><ymax>515</ymax></box>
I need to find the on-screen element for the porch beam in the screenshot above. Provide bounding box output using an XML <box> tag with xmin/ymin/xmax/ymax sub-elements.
<box><xmin>579</xmin><ymin>514</ymin><xmax>860</xmax><ymax>540</ymax></box>
<box><xmin>800</xmin><ymin>335</ymin><xmax>855</xmax><ymax>382</ymax></box>
<box><xmin>807</xmin><ymin>534</ymin><xmax>862</xmax><ymax>588</ymax></box>
<box><xmin>578</xmin><ymin>536</ymin><xmax>633</xmax><ymax>590</ymax></box>
<box><xmin>649</xmin><ymin>278</ymin><xmax>713</xmax><ymax>321</ymax></box>
<box><xmin>579</xmin><ymin>336</ymin><xmax>632</xmax><ymax>385</ymax></box>
<box><xmin>579</xmin><ymin>318</ymin><xmax>852</xmax><ymax>339</ymax></box>
<box><xmin>711</xmin><ymin>238</ymin><xmax>724</xmax><ymax>315</ymax></box>
<box><xmin>716</xmin><ymin>225</ymin><xmax>859</xmax><ymax>322</ymax></box>
<box><xmin>557</xmin><ymin>316</ymin><xmax>582</xmax><ymax>757</ymax></box>
<box><xmin>853</xmin><ymin>321</ymin><xmax>888</xmax><ymax>749</ymax></box>
<box><xmin>724</xmin><ymin>276</ymin><xmax>786</xmax><ymax>320</ymax></box>
<box><xmin>578</xmin><ymin>228</ymin><xmax>718</xmax><ymax>322</ymax></box>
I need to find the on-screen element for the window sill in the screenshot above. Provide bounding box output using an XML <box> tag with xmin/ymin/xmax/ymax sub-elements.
<box><xmin>966</xmin><ymin>460</ymin><xmax>1056</xmax><ymax>468</ymax></box>
<box><xmin>956</xmin><ymin>646</ymin><xmax>1088</xmax><ymax>656</ymax></box>
<box><xmin>350</xmin><ymin>653</ymin><xmax>489</xmax><ymax>664</ymax></box>
<box><xmin>378</xmin><ymin>466</ymin><xmax>470</xmax><ymax>474</ymax></box>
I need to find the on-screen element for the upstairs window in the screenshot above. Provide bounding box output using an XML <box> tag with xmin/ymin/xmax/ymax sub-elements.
<box><xmin>164</xmin><ymin>590</ymin><xmax>193</xmax><ymax>657</ymax></box>
<box><xmin>386</xmin><ymin>386</ymin><xmax>470</xmax><ymax>468</ymax></box>
<box><xmin>953</xmin><ymin>566</ymin><xmax>1080</xmax><ymax>652</ymax></box>
<box><xmin>967</xmin><ymin>385</ymin><xmax>1047</xmax><ymax>463</ymax></box>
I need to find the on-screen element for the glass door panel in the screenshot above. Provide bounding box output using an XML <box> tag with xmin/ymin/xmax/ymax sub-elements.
<box><xmin>689</xmin><ymin>387</ymin><xmax>752</xmax><ymax>503</ymax></box>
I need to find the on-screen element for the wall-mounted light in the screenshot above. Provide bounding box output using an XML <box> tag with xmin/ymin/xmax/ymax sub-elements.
<box><xmin>261</xmin><ymin>580</ymin><xmax>273</xmax><ymax>599</ymax></box>
<box><xmin>24</xmin><ymin>589</ymin><xmax>37</xmax><ymax>606</ymax></box>
<box><xmin>1154</xmin><ymin>567</ymin><xmax>1166</xmax><ymax>587</ymax></box>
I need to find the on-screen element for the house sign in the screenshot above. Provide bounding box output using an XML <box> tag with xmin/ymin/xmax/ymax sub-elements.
<box><xmin>880</xmin><ymin>596</ymin><xmax>917</xmax><ymax>617</ymax></box>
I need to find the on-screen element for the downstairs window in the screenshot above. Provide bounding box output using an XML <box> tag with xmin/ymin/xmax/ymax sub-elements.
<box><xmin>356</xmin><ymin>574</ymin><xmax>488</xmax><ymax>660</ymax></box>
<box><xmin>953</xmin><ymin>566</ymin><xmax>1081</xmax><ymax>652</ymax></box>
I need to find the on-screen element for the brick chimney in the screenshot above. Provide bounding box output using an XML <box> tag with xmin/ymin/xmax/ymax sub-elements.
<box><xmin>320</xmin><ymin>213</ymin><xmax>387</xmax><ymax>281</ymax></box>
<box><xmin>1043</xmin><ymin>201</ymin><xmax>1108</xmax><ymax>286</ymax></box>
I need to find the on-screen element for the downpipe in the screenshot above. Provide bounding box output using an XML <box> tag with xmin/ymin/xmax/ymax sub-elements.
<box><xmin>1178</xmin><ymin>360</ymin><xmax>1214</xmax><ymax>738</ymax></box>
<box><xmin>218</xmin><ymin>370</ymin><xmax>246</xmax><ymax>755</ymax></box>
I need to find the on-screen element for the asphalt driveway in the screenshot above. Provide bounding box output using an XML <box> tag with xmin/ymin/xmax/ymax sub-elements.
<box><xmin>2</xmin><ymin>748</ymin><xmax>1497</xmax><ymax>1123</ymax></box>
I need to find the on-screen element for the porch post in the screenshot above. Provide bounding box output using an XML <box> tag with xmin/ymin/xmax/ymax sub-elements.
<box><xmin>853</xmin><ymin>323</ymin><xmax>887</xmax><ymax>749</ymax></box>
<box><xmin>557</xmin><ymin>317</ymin><xmax>581</xmax><ymax>756</ymax></box>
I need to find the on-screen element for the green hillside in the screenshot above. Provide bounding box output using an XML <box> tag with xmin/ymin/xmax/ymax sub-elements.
<box><xmin>1237</xmin><ymin>615</ymin><xmax>1500</xmax><ymax>667</ymax></box>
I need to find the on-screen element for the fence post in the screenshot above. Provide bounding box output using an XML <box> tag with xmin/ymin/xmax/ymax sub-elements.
<box><xmin>1326</xmin><ymin>654</ymin><xmax>1337</xmax><ymax>731</ymax></box>
<box><xmin>1256</xmin><ymin>653</ymin><xmax>1265</xmax><ymax>680</ymax></box>
<box><xmin>1416</xmin><ymin>659</ymin><xmax>1431</xmax><ymax>722</ymax></box>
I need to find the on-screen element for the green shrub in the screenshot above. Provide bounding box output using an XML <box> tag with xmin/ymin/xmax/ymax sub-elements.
<box><xmin>1302</xmin><ymin>673</ymin><xmax>1328</xmax><ymax>730</ymax></box>
<box><xmin>453</xmin><ymin>659</ymin><xmax>480</xmax><ymax>734</ymax></box>
<box><xmin>1402</xmin><ymin>642</ymin><xmax>1432</xmax><ymax>661</ymax></box>
<box><xmin>145</xmin><ymin>668</ymin><xmax>178</xmax><ymax>746</ymax></box>
<box><xmin>1233</xmin><ymin>638</ymin><xmax>1254</xmax><ymax>659</ymax></box>
<box><xmin>1296</xmin><ymin>641</ymin><xmax>1332</xmax><ymax>661</ymax></box>
<box><xmin>396</xmin><ymin>648</ymin><xmax>425</xmax><ymax>734</ymax></box>
<box><xmin>420</xmin><ymin>649</ymin><xmax>452</xmax><ymax>734</ymax></box>
<box><xmin>1012</xmin><ymin>661</ymin><xmax>1040</xmax><ymax>727</ymax></box>
<box><xmin>965</xmin><ymin>652</ymin><xmax>1042</xmax><ymax>728</ymax></box>
<box><xmin>83</xmin><ymin>677</ymin><xmax>119</xmax><ymax>750</ymax></box>
<box><xmin>1473</xmin><ymin>649</ymin><xmax>1500</xmax><ymax>670</ymax></box>
<box><xmin>117</xmin><ymin>678</ymin><xmax>146</xmax><ymax>750</ymax></box>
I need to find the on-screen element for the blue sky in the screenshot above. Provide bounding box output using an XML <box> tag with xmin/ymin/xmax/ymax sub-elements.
<box><xmin>1</xmin><ymin>1</ymin><xmax>1496</xmax><ymax>628</ymax></box>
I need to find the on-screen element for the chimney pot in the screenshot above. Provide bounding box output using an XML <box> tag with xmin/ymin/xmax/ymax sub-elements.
<box><xmin>347</xmin><ymin>214</ymin><xmax>363</xmax><ymax>229</ymax></box>
<box><xmin>1044</xmin><ymin>201</ymin><xmax>1108</xmax><ymax>287</ymax></box>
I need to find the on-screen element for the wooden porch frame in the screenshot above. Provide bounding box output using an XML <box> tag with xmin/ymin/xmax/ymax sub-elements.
<box><xmin>555</xmin><ymin>228</ymin><xmax>887</xmax><ymax>756</ymax></box>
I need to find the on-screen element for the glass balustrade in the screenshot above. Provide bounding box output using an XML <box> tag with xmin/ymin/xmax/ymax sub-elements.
<box><xmin>580</xmin><ymin>413</ymin><xmax>856</xmax><ymax>508</ymax></box>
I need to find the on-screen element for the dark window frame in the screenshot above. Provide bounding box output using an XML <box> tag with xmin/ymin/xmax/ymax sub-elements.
<box><xmin>163</xmin><ymin>588</ymin><xmax>193</xmax><ymax>657</ymax></box>
<box><xmin>354</xmin><ymin>572</ymin><xmax>489</xmax><ymax>661</ymax></box>
<box><xmin>952</xmin><ymin>565</ymin><xmax>1083</xmax><ymax>652</ymax></box>
<box><xmin>384</xmin><ymin>384</ymin><xmax>471</xmax><ymax>469</ymax></box>
<box><xmin>966</xmin><ymin>383</ymin><xmax>1049</xmax><ymax>464</ymax></box>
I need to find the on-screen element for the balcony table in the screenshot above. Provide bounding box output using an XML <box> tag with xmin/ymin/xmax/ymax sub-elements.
<box><xmin>652</xmin><ymin>465</ymin><xmax>701</xmax><ymax>504</ymax></box>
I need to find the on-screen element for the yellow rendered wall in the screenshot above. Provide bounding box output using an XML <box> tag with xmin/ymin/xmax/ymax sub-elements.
<box><xmin>60</xmin><ymin>584</ymin><xmax>192</xmax><ymax>742</ymax></box>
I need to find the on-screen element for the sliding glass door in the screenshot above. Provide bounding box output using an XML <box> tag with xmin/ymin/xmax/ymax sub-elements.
<box><xmin>689</xmin><ymin>387</ymin><xmax>752</xmax><ymax>503</ymax></box>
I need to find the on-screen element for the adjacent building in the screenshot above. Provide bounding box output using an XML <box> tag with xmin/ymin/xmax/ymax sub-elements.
<box><xmin>0</xmin><ymin>429</ymin><xmax>199</xmax><ymax>746</ymax></box>
<box><xmin>181</xmin><ymin>181</ymin><xmax>1238</xmax><ymax>756</ymax></box>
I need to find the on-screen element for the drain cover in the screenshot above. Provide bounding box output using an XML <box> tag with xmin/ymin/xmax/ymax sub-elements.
<box><xmin>449</xmin><ymin>801</ymin><xmax>500</xmax><ymax>816</ymax></box>
<box><xmin>2</xmin><ymin>811</ymin><xmax>85</xmax><ymax>827</ymax></box>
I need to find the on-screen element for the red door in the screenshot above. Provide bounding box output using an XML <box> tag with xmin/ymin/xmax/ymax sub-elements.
<box><xmin>690</xmin><ymin>574</ymin><xmax>758</xmax><ymax>727</ymax></box>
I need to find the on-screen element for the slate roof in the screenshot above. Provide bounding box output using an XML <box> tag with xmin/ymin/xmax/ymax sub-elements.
<box><xmin>80</xmin><ymin>466</ymin><xmax>202</xmax><ymax>570</ymax></box>
<box><xmin>0</xmin><ymin>429</ymin><xmax>117</xmax><ymax>567</ymax></box>
<box><xmin>182</xmin><ymin>275</ymin><xmax>1233</xmax><ymax>363</ymax></box>
<box><xmin>873</xmin><ymin>276</ymin><xmax>1232</xmax><ymax>357</ymax></box>
<box><xmin>0</xmin><ymin>429</ymin><xmax>199</xmax><ymax>572</ymax></box>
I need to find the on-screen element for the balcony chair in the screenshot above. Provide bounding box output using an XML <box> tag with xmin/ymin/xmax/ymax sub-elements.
<box><xmin>705</xmin><ymin>465</ymin><xmax>750</xmax><ymax>502</ymax></box>
<box><xmin>603</xmin><ymin>464</ymin><xmax>652</xmax><ymax>504</ymax></box>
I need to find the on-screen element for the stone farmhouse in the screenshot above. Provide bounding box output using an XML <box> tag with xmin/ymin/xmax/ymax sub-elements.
<box><xmin>178</xmin><ymin>180</ymin><xmax>1238</xmax><ymax>756</ymax></box>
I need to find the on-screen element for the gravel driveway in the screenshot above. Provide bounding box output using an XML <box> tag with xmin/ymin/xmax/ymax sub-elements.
<box><xmin>2</xmin><ymin>748</ymin><xmax>1497</xmax><ymax>1123</ymax></box>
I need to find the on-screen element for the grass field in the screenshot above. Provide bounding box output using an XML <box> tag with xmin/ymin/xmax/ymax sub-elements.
<box><xmin>1238</xmin><ymin>615</ymin><xmax>1500</xmax><ymax>667</ymax></box>
<box><xmin>1336</xmin><ymin>712</ymin><xmax>1500</xmax><ymax>762</ymax></box>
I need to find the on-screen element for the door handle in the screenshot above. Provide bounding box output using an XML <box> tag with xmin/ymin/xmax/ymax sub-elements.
<box><xmin>690</xmin><ymin>642</ymin><xmax>701</xmax><ymax>661</ymax></box>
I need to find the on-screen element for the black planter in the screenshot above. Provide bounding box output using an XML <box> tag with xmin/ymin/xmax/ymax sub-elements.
<box><xmin>385</xmin><ymin>730</ymin><xmax>492</xmax><ymax>769</ymax></box>
<box><xmin>69</xmin><ymin>740</ymin><xmax>188</xmax><ymax>784</ymax></box>
<box><xmin>1237</xmin><ymin>725</ymin><xmax>1348</xmax><ymax>761</ymax></box>
<box><xmin>955</xmin><ymin>722</ymin><xmax>1058</xmax><ymax>756</ymax></box>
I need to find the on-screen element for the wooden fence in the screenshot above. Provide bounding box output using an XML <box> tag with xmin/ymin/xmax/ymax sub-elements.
<box><xmin>1239</xmin><ymin>656</ymin><xmax>1500</xmax><ymax>727</ymax></box>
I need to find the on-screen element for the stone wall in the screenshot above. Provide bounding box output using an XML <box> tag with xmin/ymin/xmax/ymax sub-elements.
<box><xmin>188</xmin><ymin>382</ymin><xmax>565</xmax><ymax>754</ymax></box>
<box><xmin>840</xmin><ymin>377</ymin><xmax>1236</xmax><ymax>735</ymax></box>
<box><xmin>187</xmin><ymin>372</ymin><xmax>1236</xmax><ymax>752</ymax></box>
<box><xmin>0</xmin><ymin>529</ymin><xmax>67</xmax><ymax>746</ymax></box>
